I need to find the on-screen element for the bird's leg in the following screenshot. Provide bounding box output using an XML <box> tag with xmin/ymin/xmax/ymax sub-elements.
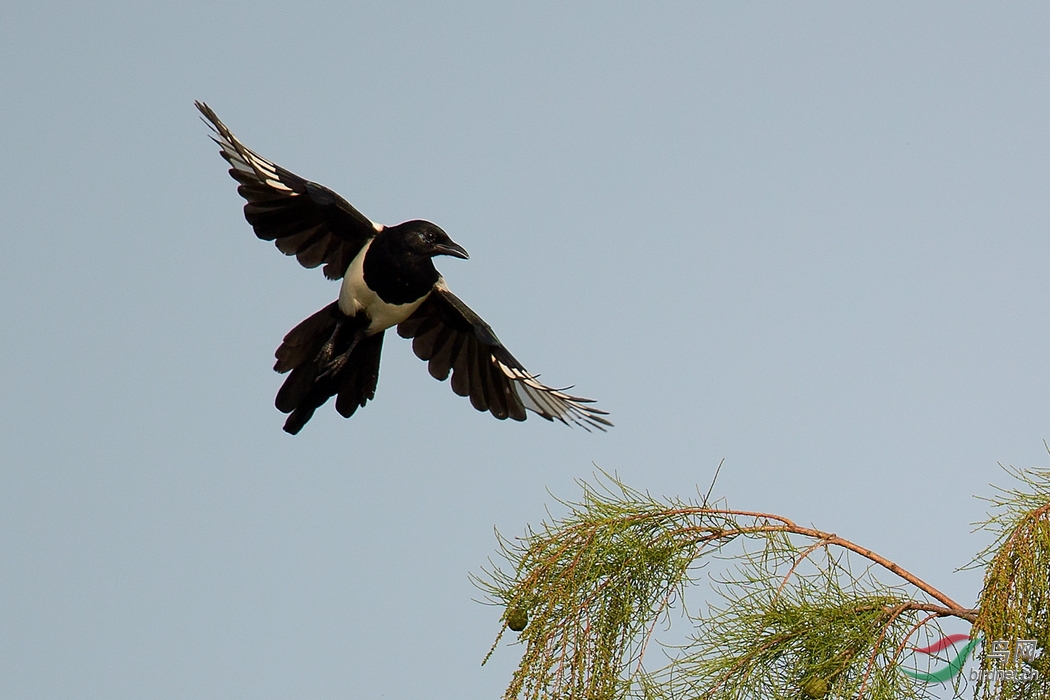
<box><xmin>317</xmin><ymin>330</ymin><xmax>364</xmax><ymax>380</ymax></box>
<box><xmin>316</xmin><ymin>317</ymin><xmax>346</xmax><ymax>365</ymax></box>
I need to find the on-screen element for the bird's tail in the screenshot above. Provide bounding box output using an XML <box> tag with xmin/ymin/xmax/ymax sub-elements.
<box><xmin>273</xmin><ymin>302</ymin><xmax>384</xmax><ymax>434</ymax></box>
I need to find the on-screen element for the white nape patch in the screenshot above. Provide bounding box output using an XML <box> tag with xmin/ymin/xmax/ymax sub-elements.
<box><xmin>338</xmin><ymin>241</ymin><xmax>427</xmax><ymax>333</ymax></box>
<box><xmin>371</xmin><ymin>221</ymin><xmax>385</xmax><ymax>232</ymax></box>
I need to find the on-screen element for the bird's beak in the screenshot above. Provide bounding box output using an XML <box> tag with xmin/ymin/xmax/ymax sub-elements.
<box><xmin>434</xmin><ymin>240</ymin><xmax>469</xmax><ymax>260</ymax></box>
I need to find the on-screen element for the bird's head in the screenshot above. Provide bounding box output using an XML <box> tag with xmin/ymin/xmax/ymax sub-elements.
<box><xmin>398</xmin><ymin>220</ymin><xmax>469</xmax><ymax>260</ymax></box>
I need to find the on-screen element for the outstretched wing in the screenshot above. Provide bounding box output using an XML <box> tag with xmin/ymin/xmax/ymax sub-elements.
<box><xmin>197</xmin><ymin>101</ymin><xmax>381</xmax><ymax>280</ymax></box>
<box><xmin>397</xmin><ymin>282</ymin><xmax>611</xmax><ymax>431</ymax></box>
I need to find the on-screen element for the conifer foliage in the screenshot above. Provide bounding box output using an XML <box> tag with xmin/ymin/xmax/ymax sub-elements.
<box><xmin>477</xmin><ymin>464</ymin><xmax>1050</xmax><ymax>700</ymax></box>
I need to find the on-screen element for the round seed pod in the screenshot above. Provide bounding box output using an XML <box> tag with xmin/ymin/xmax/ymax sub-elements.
<box><xmin>506</xmin><ymin>606</ymin><xmax>529</xmax><ymax>632</ymax></box>
<box><xmin>800</xmin><ymin>676</ymin><xmax>829</xmax><ymax>699</ymax></box>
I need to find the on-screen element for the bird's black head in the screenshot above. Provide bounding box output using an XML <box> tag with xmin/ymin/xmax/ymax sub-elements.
<box><xmin>363</xmin><ymin>220</ymin><xmax>467</xmax><ymax>305</ymax></box>
<box><xmin>396</xmin><ymin>220</ymin><xmax>469</xmax><ymax>260</ymax></box>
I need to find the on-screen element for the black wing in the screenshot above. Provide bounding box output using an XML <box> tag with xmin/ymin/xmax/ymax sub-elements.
<box><xmin>397</xmin><ymin>282</ymin><xmax>611</xmax><ymax>431</ymax></box>
<box><xmin>197</xmin><ymin>101</ymin><xmax>380</xmax><ymax>280</ymax></box>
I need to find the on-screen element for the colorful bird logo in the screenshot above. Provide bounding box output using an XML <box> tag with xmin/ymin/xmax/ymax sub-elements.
<box><xmin>903</xmin><ymin>634</ymin><xmax>979</xmax><ymax>683</ymax></box>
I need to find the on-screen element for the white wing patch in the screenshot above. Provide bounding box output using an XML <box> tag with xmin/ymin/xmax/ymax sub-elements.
<box><xmin>406</xmin><ymin>280</ymin><xmax>611</xmax><ymax>431</ymax></box>
<box><xmin>495</xmin><ymin>359</ymin><xmax>610</xmax><ymax>431</ymax></box>
<box><xmin>202</xmin><ymin>111</ymin><xmax>386</xmax><ymax>232</ymax></box>
<box><xmin>208</xmin><ymin>126</ymin><xmax>295</xmax><ymax>193</ymax></box>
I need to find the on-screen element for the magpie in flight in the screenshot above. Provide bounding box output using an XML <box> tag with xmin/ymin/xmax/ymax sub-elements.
<box><xmin>197</xmin><ymin>102</ymin><xmax>610</xmax><ymax>434</ymax></box>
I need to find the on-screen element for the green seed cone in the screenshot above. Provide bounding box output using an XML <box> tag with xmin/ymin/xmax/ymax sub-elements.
<box><xmin>800</xmin><ymin>676</ymin><xmax>829</xmax><ymax>699</ymax></box>
<box><xmin>506</xmin><ymin>606</ymin><xmax>528</xmax><ymax>632</ymax></box>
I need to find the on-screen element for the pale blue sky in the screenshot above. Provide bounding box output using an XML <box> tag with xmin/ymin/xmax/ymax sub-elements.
<box><xmin>2</xmin><ymin>3</ymin><xmax>1049</xmax><ymax>698</ymax></box>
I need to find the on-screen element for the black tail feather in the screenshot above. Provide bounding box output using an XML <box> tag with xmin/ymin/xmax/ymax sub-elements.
<box><xmin>274</xmin><ymin>302</ymin><xmax>343</xmax><ymax>374</ymax></box>
<box><xmin>335</xmin><ymin>332</ymin><xmax>384</xmax><ymax>419</ymax></box>
<box><xmin>272</xmin><ymin>303</ymin><xmax>383</xmax><ymax>434</ymax></box>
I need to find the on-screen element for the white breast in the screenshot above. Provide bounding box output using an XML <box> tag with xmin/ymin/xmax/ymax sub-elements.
<box><xmin>338</xmin><ymin>240</ymin><xmax>429</xmax><ymax>333</ymax></box>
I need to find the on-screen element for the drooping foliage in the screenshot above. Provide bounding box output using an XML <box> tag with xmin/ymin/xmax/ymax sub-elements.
<box><xmin>475</xmin><ymin>472</ymin><xmax>1034</xmax><ymax>700</ymax></box>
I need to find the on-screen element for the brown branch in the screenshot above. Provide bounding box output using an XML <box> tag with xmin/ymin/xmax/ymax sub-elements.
<box><xmin>772</xmin><ymin>537</ymin><xmax>835</xmax><ymax>602</ymax></box>
<box><xmin>856</xmin><ymin>603</ymin><xmax>913</xmax><ymax>698</ymax></box>
<box><xmin>888</xmin><ymin>611</ymin><xmax>943</xmax><ymax>669</ymax></box>
<box><xmin>672</xmin><ymin>507</ymin><xmax>976</xmax><ymax>622</ymax></box>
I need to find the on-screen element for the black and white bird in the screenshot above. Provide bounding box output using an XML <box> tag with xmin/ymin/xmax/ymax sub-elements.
<box><xmin>197</xmin><ymin>102</ymin><xmax>610</xmax><ymax>434</ymax></box>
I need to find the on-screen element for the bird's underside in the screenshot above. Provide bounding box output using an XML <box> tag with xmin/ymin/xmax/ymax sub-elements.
<box><xmin>197</xmin><ymin>101</ymin><xmax>610</xmax><ymax>433</ymax></box>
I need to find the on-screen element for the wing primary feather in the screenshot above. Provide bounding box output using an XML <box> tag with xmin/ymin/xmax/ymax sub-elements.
<box><xmin>450</xmin><ymin>340</ymin><xmax>472</xmax><ymax>397</ymax></box>
<box><xmin>390</xmin><ymin>259</ymin><xmax>611</xmax><ymax>429</ymax></box>
<box><xmin>468</xmin><ymin>341</ymin><xmax>489</xmax><ymax>412</ymax></box>
<box><xmin>483</xmin><ymin>356</ymin><xmax>509</xmax><ymax>419</ymax></box>
<box><xmin>197</xmin><ymin>101</ymin><xmax>379</xmax><ymax>281</ymax></box>
<box><xmin>427</xmin><ymin>325</ymin><xmax>456</xmax><ymax>361</ymax></box>
<box><xmin>427</xmin><ymin>327</ymin><xmax>458</xmax><ymax>381</ymax></box>
<box><xmin>413</xmin><ymin>324</ymin><xmax>445</xmax><ymax>360</ymax></box>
